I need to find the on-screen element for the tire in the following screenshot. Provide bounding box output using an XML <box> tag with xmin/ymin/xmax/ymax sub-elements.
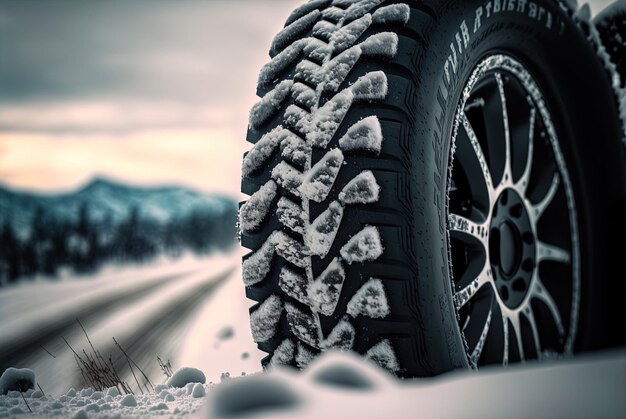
<box><xmin>593</xmin><ymin>1</ymin><xmax>626</xmax><ymax>150</ymax></box>
<box><xmin>594</xmin><ymin>1</ymin><xmax>626</xmax><ymax>89</ymax></box>
<box><xmin>240</xmin><ymin>0</ymin><xmax>626</xmax><ymax>377</ymax></box>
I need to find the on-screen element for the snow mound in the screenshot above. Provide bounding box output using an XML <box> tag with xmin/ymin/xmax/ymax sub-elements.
<box><xmin>167</xmin><ymin>367</ymin><xmax>206</xmax><ymax>388</ymax></box>
<box><xmin>0</xmin><ymin>380</ymin><xmax>211</xmax><ymax>417</ymax></box>
<box><xmin>202</xmin><ymin>349</ymin><xmax>626</xmax><ymax>418</ymax></box>
<box><xmin>120</xmin><ymin>393</ymin><xmax>137</xmax><ymax>407</ymax></box>
<box><xmin>309</xmin><ymin>361</ymin><xmax>375</xmax><ymax>389</ymax></box>
<box><xmin>0</xmin><ymin>367</ymin><xmax>35</xmax><ymax>395</ymax></box>
<box><xmin>191</xmin><ymin>383</ymin><xmax>205</xmax><ymax>398</ymax></box>
<box><xmin>207</xmin><ymin>374</ymin><xmax>301</xmax><ymax>418</ymax></box>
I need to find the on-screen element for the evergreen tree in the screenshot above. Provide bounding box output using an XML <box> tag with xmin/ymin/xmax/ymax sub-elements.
<box><xmin>113</xmin><ymin>206</ymin><xmax>156</xmax><ymax>263</ymax></box>
<box><xmin>0</xmin><ymin>222</ymin><xmax>21</xmax><ymax>283</ymax></box>
<box><xmin>70</xmin><ymin>203</ymin><xmax>98</xmax><ymax>273</ymax></box>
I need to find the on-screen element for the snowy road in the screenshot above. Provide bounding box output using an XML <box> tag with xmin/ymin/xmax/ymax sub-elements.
<box><xmin>0</xmin><ymin>270</ymin><xmax>193</xmax><ymax>374</ymax></box>
<box><xmin>0</xmin><ymin>253</ymin><xmax>261</xmax><ymax>394</ymax></box>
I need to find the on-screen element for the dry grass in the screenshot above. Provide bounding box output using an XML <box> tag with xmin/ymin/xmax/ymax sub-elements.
<box><xmin>158</xmin><ymin>356</ymin><xmax>173</xmax><ymax>379</ymax></box>
<box><xmin>62</xmin><ymin>319</ymin><xmax>156</xmax><ymax>395</ymax></box>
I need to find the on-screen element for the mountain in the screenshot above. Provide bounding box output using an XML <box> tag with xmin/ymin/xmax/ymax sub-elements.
<box><xmin>0</xmin><ymin>177</ymin><xmax>236</xmax><ymax>236</ymax></box>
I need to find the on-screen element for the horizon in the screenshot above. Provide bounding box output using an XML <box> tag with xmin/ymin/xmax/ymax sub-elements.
<box><xmin>0</xmin><ymin>173</ymin><xmax>234</xmax><ymax>198</ymax></box>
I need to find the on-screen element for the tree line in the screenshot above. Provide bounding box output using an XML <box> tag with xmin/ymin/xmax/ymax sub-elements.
<box><xmin>0</xmin><ymin>202</ymin><xmax>237</xmax><ymax>285</ymax></box>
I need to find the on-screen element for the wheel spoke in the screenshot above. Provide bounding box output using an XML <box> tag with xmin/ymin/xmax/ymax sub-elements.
<box><xmin>462</xmin><ymin>312</ymin><xmax>471</xmax><ymax>332</ymax></box>
<box><xmin>449</xmin><ymin>178</ymin><xmax>459</xmax><ymax>193</ymax></box>
<box><xmin>532</xmin><ymin>172</ymin><xmax>560</xmax><ymax>220</ymax></box>
<box><xmin>509</xmin><ymin>313</ymin><xmax>525</xmax><ymax>362</ymax></box>
<box><xmin>454</xmin><ymin>264</ymin><xmax>491</xmax><ymax>309</ymax></box>
<box><xmin>464</xmin><ymin>97</ymin><xmax>485</xmax><ymax>112</ymax></box>
<box><xmin>502</xmin><ymin>314</ymin><xmax>509</xmax><ymax>366</ymax></box>
<box><xmin>516</xmin><ymin>107</ymin><xmax>536</xmax><ymax>193</ymax></box>
<box><xmin>532</xmin><ymin>275</ymin><xmax>565</xmax><ymax>337</ymax></box>
<box><xmin>461</xmin><ymin>113</ymin><xmax>495</xmax><ymax>202</ymax></box>
<box><xmin>448</xmin><ymin>213</ymin><xmax>488</xmax><ymax>245</ymax></box>
<box><xmin>537</xmin><ymin>241</ymin><xmax>571</xmax><ymax>264</ymax></box>
<box><xmin>523</xmin><ymin>307</ymin><xmax>542</xmax><ymax>359</ymax></box>
<box><xmin>470</xmin><ymin>306</ymin><xmax>492</xmax><ymax>366</ymax></box>
<box><xmin>495</xmin><ymin>73</ymin><xmax>513</xmax><ymax>187</ymax></box>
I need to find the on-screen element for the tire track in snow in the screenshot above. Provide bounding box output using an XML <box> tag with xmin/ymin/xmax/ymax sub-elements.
<box><xmin>0</xmin><ymin>269</ymin><xmax>195</xmax><ymax>374</ymax></box>
<box><xmin>94</xmin><ymin>268</ymin><xmax>235</xmax><ymax>389</ymax></box>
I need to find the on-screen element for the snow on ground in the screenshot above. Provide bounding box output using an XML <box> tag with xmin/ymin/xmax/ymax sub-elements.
<box><xmin>0</xmin><ymin>253</ymin><xmax>211</xmax><ymax>345</ymax></box>
<box><xmin>202</xmin><ymin>349</ymin><xmax>626</xmax><ymax>419</ymax></box>
<box><xmin>176</xmin><ymin>257</ymin><xmax>265</xmax><ymax>383</ymax></box>
<box><xmin>1</xmin><ymin>249</ymin><xmax>624</xmax><ymax>418</ymax></box>
<box><xmin>3</xmin><ymin>348</ymin><xmax>622</xmax><ymax>418</ymax></box>
<box><xmin>0</xmin><ymin>381</ymin><xmax>212</xmax><ymax>418</ymax></box>
<box><xmin>0</xmin><ymin>250</ymin><xmax>262</xmax><ymax>395</ymax></box>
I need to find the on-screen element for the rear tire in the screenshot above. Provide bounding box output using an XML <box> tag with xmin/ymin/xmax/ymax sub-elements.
<box><xmin>240</xmin><ymin>0</ymin><xmax>626</xmax><ymax>377</ymax></box>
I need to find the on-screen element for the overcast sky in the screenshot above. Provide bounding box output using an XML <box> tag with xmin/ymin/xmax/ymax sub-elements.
<box><xmin>0</xmin><ymin>0</ymin><xmax>613</xmax><ymax>197</ymax></box>
<box><xmin>0</xmin><ymin>0</ymin><xmax>301</xmax><ymax>197</ymax></box>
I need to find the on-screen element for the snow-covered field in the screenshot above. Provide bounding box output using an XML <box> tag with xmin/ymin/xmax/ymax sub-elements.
<box><xmin>202</xmin><ymin>349</ymin><xmax>626</xmax><ymax>419</ymax></box>
<box><xmin>0</xmin><ymin>250</ymin><xmax>265</xmax><ymax>396</ymax></box>
<box><xmin>1</xmin><ymin>347</ymin><xmax>624</xmax><ymax>418</ymax></box>
<box><xmin>1</xmin><ymin>249</ymin><xmax>625</xmax><ymax>418</ymax></box>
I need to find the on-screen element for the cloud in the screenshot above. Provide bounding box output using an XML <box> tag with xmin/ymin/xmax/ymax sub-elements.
<box><xmin>0</xmin><ymin>0</ymin><xmax>301</xmax><ymax>193</ymax></box>
<box><xmin>0</xmin><ymin>129</ymin><xmax>246</xmax><ymax>197</ymax></box>
<box><xmin>0</xmin><ymin>101</ymin><xmax>232</xmax><ymax>133</ymax></box>
<box><xmin>0</xmin><ymin>0</ymin><xmax>301</xmax><ymax>131</ymax></box>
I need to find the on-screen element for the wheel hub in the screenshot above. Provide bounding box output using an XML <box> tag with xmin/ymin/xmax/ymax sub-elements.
<box><xmin>489</xmin><ymin>189</ymin><xmax>535</xmax><ymax>309</ymax></box>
